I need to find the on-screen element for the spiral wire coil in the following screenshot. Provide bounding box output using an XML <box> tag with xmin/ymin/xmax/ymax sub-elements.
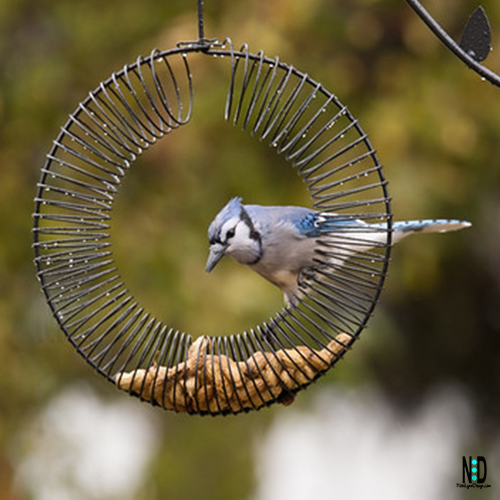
<box><xmin>33</xmin><ymin>40</ymin><xmax>392</xmax><ymax>415</ymax></box>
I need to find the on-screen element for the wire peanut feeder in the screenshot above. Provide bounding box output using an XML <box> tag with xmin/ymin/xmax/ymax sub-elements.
<box><xmin>32</xmin><ymin>37</ymin><xmax>392</xmax><ymax>415</ymax></box>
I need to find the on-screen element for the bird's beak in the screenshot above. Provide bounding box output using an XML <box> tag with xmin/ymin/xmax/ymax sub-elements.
<box><xmin>205</xmin><ymin>244</ymin><xmax>227</xmax><ymax>273</ymax></box>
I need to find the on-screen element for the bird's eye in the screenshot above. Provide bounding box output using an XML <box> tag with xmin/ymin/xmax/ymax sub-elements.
<box><xmin>226</xmin><ymin>228</ymin><xmax>236</xmax><ymax>239</ymax></box>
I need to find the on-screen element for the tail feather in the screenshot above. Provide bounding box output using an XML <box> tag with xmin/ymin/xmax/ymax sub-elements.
<box><xmin>390</xmin><ymin>219</ymin><xmax>471</xmax><ymax>245</ymax></box>
<box><xmin>317</xmin><ymin>217</ymin><xmax>471</xmax><ymax>251</ymax></box>
<box><xmin>393</xmin><ymin>219</ymin><xmax>472</xmax><ymax>234</ymax></box>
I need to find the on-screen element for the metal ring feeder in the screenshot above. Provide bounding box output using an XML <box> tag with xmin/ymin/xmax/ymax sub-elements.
<box><xmin>32</xmin><ymin>33</ymin><xmax>392</xmax><ymax>415</ymax></box>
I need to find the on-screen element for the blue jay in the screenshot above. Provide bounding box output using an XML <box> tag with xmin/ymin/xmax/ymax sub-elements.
<box><xmin>206</xmin><ymin>197</ymin><xmax>471</xmax><ymax>305</ymax></box>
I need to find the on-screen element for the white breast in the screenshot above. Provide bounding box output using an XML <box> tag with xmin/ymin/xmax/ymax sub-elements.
<box><xmin>249</xmin><ymin>223</ymin><xmax>317</xmax><ymax>295</ymax></box>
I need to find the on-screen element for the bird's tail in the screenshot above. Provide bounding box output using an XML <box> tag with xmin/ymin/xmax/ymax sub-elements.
<box><xmin>392</xmin><ymin>219</ymin><xmax>471</xmax><ymax>233</ymax></box>
<box><xmin>317</xmin><ymin>217</ymin><xmax>471</xmax><ymax>252</ymax></box>
<box><xmin>390</xmin><ymin>219</ymin><xmax>471</xmax><ymax>244</ymax></box>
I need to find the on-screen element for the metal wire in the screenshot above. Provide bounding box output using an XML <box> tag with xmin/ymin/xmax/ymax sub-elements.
<box><xmin>33</xmin><ymin>40</ymin><xmax>392</xmax><ymax>416</ymax></box>
<box><xmin>405</xmin><ymin>0</ymin><xmax>500</xmax><ymax>88</ymax></box>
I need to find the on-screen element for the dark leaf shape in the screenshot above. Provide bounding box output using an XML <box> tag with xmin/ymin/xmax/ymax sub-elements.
<box><xmin>459</xmin><ymin>6</ymin><xmax>492</xmax><ymax>62</ymax></box>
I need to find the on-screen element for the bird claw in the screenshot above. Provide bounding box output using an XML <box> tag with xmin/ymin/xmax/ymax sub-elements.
<box><xmin>282</xmin><ymin>267</ymin><xmax>317</xmax><ymax>307</ymax></box>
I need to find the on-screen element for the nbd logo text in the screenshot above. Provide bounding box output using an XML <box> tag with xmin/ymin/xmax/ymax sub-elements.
<box><xmin>462</xmin><ymin>456</ymin><xmax>487</xmax><ymax>483</ymax></box>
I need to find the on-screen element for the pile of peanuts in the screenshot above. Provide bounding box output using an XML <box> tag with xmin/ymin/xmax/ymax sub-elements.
<box><xmin>115</xmin><ymin>332</ymin><xmax>350</xmax><ymax>414</ymax></box>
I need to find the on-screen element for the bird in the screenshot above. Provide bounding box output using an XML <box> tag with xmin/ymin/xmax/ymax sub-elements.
<box><xmin>205</xmin><ymin>197</ymin><xmax>471</xmax><ymax>305</ymax></box>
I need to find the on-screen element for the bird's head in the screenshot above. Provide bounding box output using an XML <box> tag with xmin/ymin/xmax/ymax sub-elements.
<box><xmin>206</xmin><ymin>197</ymin><xmax>262</xmax><ymax>272</ymax></box>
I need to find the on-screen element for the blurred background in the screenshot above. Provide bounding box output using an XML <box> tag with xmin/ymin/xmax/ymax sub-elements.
<box><xmin>1</xmin><ymin>0</ymin><xmax>500</xmax><ymax>498</ymax></box>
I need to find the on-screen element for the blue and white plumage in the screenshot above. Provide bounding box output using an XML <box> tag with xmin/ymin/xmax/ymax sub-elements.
<box><xmin>206</xmin><ymin>197</ymin><xmax>471</xmax><ymax>305</ymax></box>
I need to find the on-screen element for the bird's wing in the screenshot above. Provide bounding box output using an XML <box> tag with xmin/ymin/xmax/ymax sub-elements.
<box><xmin>243</xmin><ymin>205</ymin><xmax>315</xmax><ymax>237</ymax></box>
<box><xmin>245</xmin><ymin>205</ymin><xmax>368</xmax><ymax>238</ymax></box>
<box><xmin>287</xmin><ymin>210</ymin><xmax>324</xmax><ymax>238</ymax></box>
<box><xmin>284</xmin><ymin>210</ymin><xmax>367</xmax><ymax>238</ymax></box>
<box><xmin>243</xmin><ymin>204</ymin><xmax>377</xmax><ymax>248</ymax></box>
